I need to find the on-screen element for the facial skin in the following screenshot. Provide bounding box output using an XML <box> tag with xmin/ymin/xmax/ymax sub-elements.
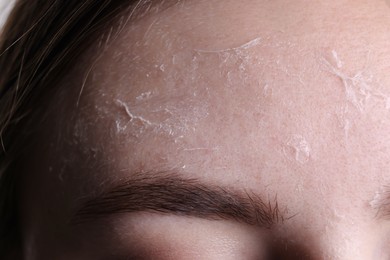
<box><xmin>18</xmin><ymin>0</ymin><xmax>390</xmax><ymax>259</ymax></box>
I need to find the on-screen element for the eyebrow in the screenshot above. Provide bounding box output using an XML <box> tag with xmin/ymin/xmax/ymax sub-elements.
<box><xmin>370</xmin><ymin>186</ymin><xmax>390</xmax><ymax>220</ymax></box>
<box><xmin>72</xmin><ymin>172</ymin><xmax>285</xmax><ymax>227</ymax></box>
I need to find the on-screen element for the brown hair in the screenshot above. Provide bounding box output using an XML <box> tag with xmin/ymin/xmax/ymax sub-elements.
<box><xmin>0</xmin><ymin>0</ymin><xmax>145</xmax><ymax>257</ymax></box>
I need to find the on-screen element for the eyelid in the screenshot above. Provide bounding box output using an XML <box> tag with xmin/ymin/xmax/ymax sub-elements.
<box><xmin>91</xmin><ymin>214</ymin><xmax>270</xmax><ymax>260</ymax></box>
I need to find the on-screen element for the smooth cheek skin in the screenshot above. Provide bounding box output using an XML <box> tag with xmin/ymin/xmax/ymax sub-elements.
<box><xmin>18</xmin><ymin>0</ymin><xmax>390</xmax><ymax>259</ymax></box>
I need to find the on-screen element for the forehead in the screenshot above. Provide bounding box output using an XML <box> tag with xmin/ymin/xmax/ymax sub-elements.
<box><xmin>38</xmin><ymin>0</ymin><xmax>390</xmax><ymax>231</ymax></box>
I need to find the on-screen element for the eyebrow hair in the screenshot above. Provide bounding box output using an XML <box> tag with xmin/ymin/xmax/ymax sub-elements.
<box><xmin>72</xmin><ymin>172</ymin><xmax>285</xmax><ymax>227</ymax></box>
<box><xmin>370</xmin><ymin>186</ymin><xmax>390</xmax><ymax>220</ymax></box>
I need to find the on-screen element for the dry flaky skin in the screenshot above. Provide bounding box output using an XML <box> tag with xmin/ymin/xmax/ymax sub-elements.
<box><xmin>17</xmin><ymin>0</ymin><xmax>390</xmax><ymax>259</ymax></box>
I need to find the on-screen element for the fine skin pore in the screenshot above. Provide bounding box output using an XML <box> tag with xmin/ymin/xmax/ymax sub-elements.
<box><xmin>18</xmin><ymin>0</ymin><xmax>390</xmax><ymax>259</ymax></box>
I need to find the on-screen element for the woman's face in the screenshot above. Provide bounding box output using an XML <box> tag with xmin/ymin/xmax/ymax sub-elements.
<box><xmin>19</xmin><ymin>0</ymin><xmax>390</xmax><ymax>259</ymax></box>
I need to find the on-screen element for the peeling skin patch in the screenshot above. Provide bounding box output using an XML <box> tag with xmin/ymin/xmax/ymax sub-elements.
<box><xmin>88</xmin><ymin>29</ymin><xmax>326</xmax><ymax>154</ymax></box>
<box><xmin>190</xmin><ymin>34</ymin><xmax>308</xmax><ymax>97</ymax></box>
<box><xmin>115</xmin><ymin>99</ymin><xmax>154</xmax><ymax>134</ymax></box>
<box><xmin>322</xmin><ymin>50</ymin><xmax>390</xmax><ymax>113</ymax></box>
<box><xmin>332</xmin><ymin>50</ymin><xmax>343</xmax><ymax>69</ymax></box>
<box><xmin>182</xmin><ymin>147</ymin><xmax>219</xmax><ymax>152</ymax></box>
<box><xmin>112</xmin><ymin>94</ymin><xmax>210</xmax><ymax>140</ymax></box>
<box><xmin>116</xmin><ymin>99</ymin><xmax>154</xmax><ymax>126</ymax></box>
<box><xmin>101</xmin><ymin>35</ymin><xmax>317</xmax><ymax>155</ymax></box>
<box><xmin>283</xmin><ymin>135</ymin><xmax>311</xmax><ymax>165</ymax></box>
<box><xmin>194</xmin><ymin>37</ymin><xmax>264</xmax><ymax>88</ymax></box>
<box><xmin>335</xmin><ymin>105</ymin><xmax>352</xmax><ymax>142</ymax></box>
<box><xmin>194</xmin><ymin>37</ymin><xmax>262</xmax><ymax>53</ymax></box>
<box><xmin>194</xmin><ymin>37</ymin><xmax>263</xmax><ymax>88</ymax></box>
<box><xmin>321</xmin><ymin>50</ymin><xmax>390</xmax><ymax>146</ymax></box>
<box><xmin>136</xmin><ymin>91</ymin><xmax>153</xmax><ymax>101</ymax></box>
